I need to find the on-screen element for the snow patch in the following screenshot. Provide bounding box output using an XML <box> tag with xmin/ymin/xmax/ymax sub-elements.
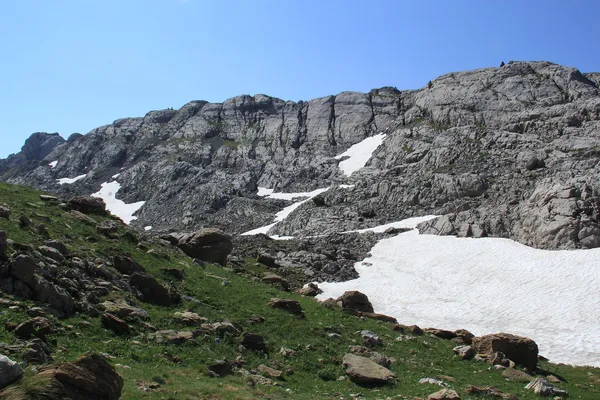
<box><xmin>257</xmin><ymin>187</ymin><xmax>274</xmax><ymax>197</ymax></box>
<box><xmin>335</xmin><ymin>133</ymin><xmax>386</xmax><ymax>176</ymax></box>
<box><xmin>318</xmin><ymin>223</ymin><xmax>600</xmax><ymax>367</ymax></box>
<box><xmin>144</xmin><ymin>226</ymin><xmax>152</xmax><ymax>231</ymax></box>
<box><xmin>339</xmin><ymin>184</ymin><xmax>355</xmax><ymax>189</ymax></box>
<box><xmin>344</xmin><ymin>215</ymin><xmax>438</xmax><ymax>233</ymax></box>
<box><xmin>57</xmin><ymin>174</ymin><xmax>86</xmax><ymax>185</ymax></box>
<box><xmin>112</xmin><ymin>173</ymin><xmax>121</xmax><ymax>179</ymax></box>
<box><xmin>242</xmin><ymin>187</ymin><xmax>329</xmax><ymax>236</ymax></box>
<box><xmin>91</xmin><ymin>181</ymin><xmax>145</xmax><ymax>225</ymax></box>
<box><xmin>48</xmin><ymin>160</ymin><xmax>58</xmax><ymax>169</ymax></box>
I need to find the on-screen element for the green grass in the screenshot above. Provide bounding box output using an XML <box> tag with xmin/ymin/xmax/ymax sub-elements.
<box><xmin>0</xmin><ymin>183</ymin><xmax>599</xmax><ymax>399</ymax></box>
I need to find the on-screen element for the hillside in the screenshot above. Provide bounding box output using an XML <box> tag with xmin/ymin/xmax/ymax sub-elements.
<box><xmin>2</xmin><ymin>61</ymin><xmax>600</xmax><ymax>252</ymax></box>
<box><xmin>0</xmin><ymin>183</ymin><xmax>599</xmax><ymax>399</ymax></box>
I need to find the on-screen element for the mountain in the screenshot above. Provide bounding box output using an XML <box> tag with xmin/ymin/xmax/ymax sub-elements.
<box><xmin>2</xmin><ymin>61</ymin><xmax>600</xmax><ymax>251</ymax></box>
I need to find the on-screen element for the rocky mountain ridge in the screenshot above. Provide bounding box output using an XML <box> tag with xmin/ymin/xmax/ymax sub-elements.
<box><xmin>2</xmin><ymin>61</ymin><xmax>600</xmax><ymax>250</ymax></box>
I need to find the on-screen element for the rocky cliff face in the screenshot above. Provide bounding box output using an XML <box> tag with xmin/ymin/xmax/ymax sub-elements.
<box><xmin>2</xmin><ymin>61</ymin><xmax>600</xmax><ymax>250</ymax></box>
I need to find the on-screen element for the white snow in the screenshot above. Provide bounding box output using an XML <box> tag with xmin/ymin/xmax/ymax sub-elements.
<box><xmin>242</xmin><ymin>187</ymin><xmax>330</xmax><ymax>236</ymax></box>
<box><xmin>257</xmin><ymin>187</ymin><xmax>274</xmax><ymax>197</ymax></box>
<box><xmin>339</xmin><ymin>184</ymin><xmax>355</xmax><ymax>189</ymax></box>
<box><xmin>343</xmin><ymin>215</ymin><xmax>438</xmax><ymax>233</ymax></box>
<box><xmin>91</xmin><ymin>181</ymin><xmax>146</xmax><ymax>225</ymax></box>
<box><xmin>335</xmin><ymin>133</ymin><xmax>386</xmax><ymax>176</ymax></box>
<box><xmin>318</xmin><ymin>220</ymin><xmax>600</xmax><ymax>367</ymax></box>
<box><xmin>57</xmin><ymin>174</ymin><xmax>86</xmax><ymax>185</ymax></box>
<box><xmin>48</xmin><ymin>160</ymin><xmax>58</xmax><ymax>169</ymax></box>
<box><xmin>112</xmin><ymin>173</ymin><xmax>121</xmax><ymax>179</ymax></box>
<box><xmin>144</xmin><ymin>226</ymin><xmax>152</xmax><ymax>231</ymax></box>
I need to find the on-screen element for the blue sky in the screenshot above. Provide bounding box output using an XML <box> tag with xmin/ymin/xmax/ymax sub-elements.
<box><xmin>1</xmin><ymin>0</ymin><xmax>599</xmax><ymax>158</ymax></box>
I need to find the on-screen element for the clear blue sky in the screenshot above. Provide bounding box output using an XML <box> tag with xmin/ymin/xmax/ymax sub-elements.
<box><xmin>1</xmin><ymin>0</ymin><xmax>599</xmax><ymax>158</ymax></box>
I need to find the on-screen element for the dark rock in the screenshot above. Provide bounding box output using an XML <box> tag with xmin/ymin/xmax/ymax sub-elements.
<box><xmin>0</xmin><ymin>206</ymin><xmax>10</xmax><ymax>220</ymax></box>
<box><xmin>356</xmin><ymin>311</ymin><xmax>398</xmax><ymax>324</ymax></box>
<box><xmin>38</xmin><ymin>246</ymin><xmax>65</xmax><ymax>263</ymax></box>
<box><xmin>392</xmin><ymin>324</ymin><xmax>424</xmax><ymax>335</ymax></box>
<box><xmin>113</xmin><ymin>255</ymin><xmax>145</xmax><ymax>275</ymax></box>
<box><xmin>424</xmin><ymin>328</ymin><xmax>457</xmax><ymax>340</ymax></box>
<box><xmin>0</xmin><ymin>231</ymin><xmax>7</xmax><ymax>260</ymax></box>
<box><xmin>44</xmin><ymin>240</ymin><xmax>69</xmax><ymax>256</ymax></box>
<box><xmin>336</xmin><ymin>290</ymin><xmax>374</xmax><ymax>313</ymax></box>
<box><xmin>129</xmin><ymin>273</ymin><xmax>180</xmax><ymax>306</ymax></box>
<box><xmin>241</xmin><ymin>333</ymin><xmax>268</xmax><ymax>353</ymax></box>
<box><xmin>207</xmin><ymin>360</ymin><xmax>234</xmax><ymax>377</ymax></box>
<box><xmin>101</xmin><ymin>313</ymin><xmax>132</xmax><ymax>335</ymax></box>
<box><xmin>68</xmin><ymin>196</ymin><xmax>107</xmax><ymax>215</ymax></box>
<box><xmin>35</xmin><ymin>354</ymin><xmax>123</xmax><ymax>400</ymax></box>
<box><xmin>14</xmin><ymin>317</ymin><xmax>53</xmax><ymax>340</ymax></box>
<box><xmin>175</xmin><ymin>228</ymin><xmax>233</xmax><ymax>266</ymax></box>
<box><xmin>268</xmin><ymin>298</ymin><xmax>303</xmax><ymax>316</ymax></box>
<box><xmin>97</xmin><ymin>220</ymin><xmax>120</xmax><ymax>237</ymax></box>
<box><xmin>453</xmin><ymin>345</ymin><xmax>475</xmax><ymax>360</ymax></box>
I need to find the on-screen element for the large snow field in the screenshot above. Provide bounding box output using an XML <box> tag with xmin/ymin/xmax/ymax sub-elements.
<box><xmin>91</xmin><ymin>181</ymin><xmax>145</xmax><ymax>225</ymax></box>
<box><xmin>335</xmin><ymin>133</ymin><xmax>386</xmax><ymax>176</ymax></box>
<box><xmin>318</xmin><ymin>224</ymin><xmax>600</xmax><ymax>367</ymax></box>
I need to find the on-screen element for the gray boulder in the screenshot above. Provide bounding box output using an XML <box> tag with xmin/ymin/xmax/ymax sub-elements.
<box><xmin>0</xmin><ymin>354</ymin><xmax>23</xmax><ymax>389</ymax></box>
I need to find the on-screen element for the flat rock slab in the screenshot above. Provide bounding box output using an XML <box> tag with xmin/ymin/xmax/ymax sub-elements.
<box><xmin>342</xmin><ymin>353</ymin><xmax>395</xmax><ymax>386</ymax></box>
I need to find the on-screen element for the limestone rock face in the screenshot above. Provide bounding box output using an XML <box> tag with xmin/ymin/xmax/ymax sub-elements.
<box><xmin>1</xmin><ymin>61</ymin><xmax>600</xmax><ymax>253</ymax></box>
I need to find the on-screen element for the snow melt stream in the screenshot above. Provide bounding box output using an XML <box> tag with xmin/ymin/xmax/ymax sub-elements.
<box><xmin>335</xmin><ymin>133</ymin><xmax>386</xmax><ymax>176</ymax></box>
<box><xmin>91</xmin><ymin>181</ymin><xmax>145</xmax><ymax>225</ymax></box>
<box><xmin>318</xmin><ymin>218</ymin><xmax>600</xmax><ymax>367</ymax></box>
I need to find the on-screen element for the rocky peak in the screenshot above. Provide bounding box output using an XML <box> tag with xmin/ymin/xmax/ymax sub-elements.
<box><xmin>1</xmin><ymin>61</ymin><xmax>600</xmax><ymax>250</ymax></box>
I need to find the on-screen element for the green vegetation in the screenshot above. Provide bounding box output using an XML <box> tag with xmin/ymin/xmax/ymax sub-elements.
<box><xmin>0</xmin><ymin>183</ymin><xmax>599</xmax><ymax>399</ymax></box>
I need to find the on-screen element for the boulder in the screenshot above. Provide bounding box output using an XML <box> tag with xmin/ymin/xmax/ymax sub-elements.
<box><xmin>467</xmin><ymin>385</ymin><xmax>519</xmax><ymax>400</ymax></box>
<box><xmin>97</xmin><ymin>220</ymin><xmax>120</xmax><ymax>237</ymax></box>
<box><xmin>472</xmin><ymin>333</ymin><xmax>539</xmax><ymax>369</ymax></box>
<box><xmin>258</xmin><ymin>364</ymin><xmax>283</xmax><ymax>378</ymax></box>
<box><xmin>424</xmin><ymin>328</ymin><xmax>457</xmax><ymax>340</ymax></box>
<box><xmin>453</xmin><ymin>345</ymin><xmax>475</xmax><ymax>360</ymax></box>
<box><xmin>69</xmin><ymin>210</ymin><xmax>97</xmax><ymax>225</ymax></box>
<box><xmin>336</xmin><ymin>290</ymin><xmax>374</xmax><ymax>313</ymax></box>
<box><xmin>153</xmin><ymin>330</ymin><xmax>194</xmax><ymax>344</ymax></box>
<box><xmin>35</xmin><ymin>354</ymin><xmax>123</xmax><ymax>400</ymax></box>
<box><xmin>393</xmin><ymin>324</ymin><xmax>424</xmax><ymax>335</ymax></box>
<box><xmin>14</xmin><ymin>317</ymin><xmax>53</xmax><ymax>340</ymax></box>
<box><xmin>525</xmin><ymin>377</ymin><xmax>568</xmax><ymax>397</ymax></box>
<box><xmin>44</xmin><ymin>240</ymin><xmax>69</xmax><ymax>256</ymax></box>
<box><xmin>101</xmin><ymin>313</ymin><xmax>131</xmax><ymax>335</ymax></box>
<box><xmin>356</xmin><ymin>311</ymin><xmax>398</xmax><ymax>324</ymax></box>
<box><xmin>129</xmin><ymin>273</ymin><xmax>180</xmax><ymax>306</ymax></box>
<box><xmin>502</xmin><ymin>368</ymin><xmax>533</xmax><ymax>382</ymax></box>
<box><xmin>295</xmin><ymin>282</ymin><xmax>321</xmax><ymax>296</ymax></box>
<box><xmin>261</xmin><ymin>274</ymin><xmax>289</xmax><ymax>291</ymax></box>
<box><xmin>173</xmin><ymin>311</ymin><xmax>208</xmax><ymax>326</ymax></box>
<box><xmin>428</xmin><ymin>388</ymin><xmax>461</xmax><ymax>400</ymax></box>
<box><xmin>100</xmin><ymin>300</ymin><xmax>149</xmax><ymax>320</ymax></box>
<box><xmin>112</xmin><ymin>255</ymin><xmax>145</xmax><ymax>275</ymax></box>
<box><xmin>0</xmin><ymin>205</ymin><xmax>11</xmax><ymax>219</ymax></box>
<box><xmin>342</xmin><ymin>353</ymin><xmax>395</xmax><ymax>386</ymax></box>
<box><xmin>207</xmin><ymin>360</ymin><xmax>234</xmax><ymax>377</ymax></box>
<box><xmin>268</xmin><ymin>298</ymin><xmax>303</xmax><ymax>316</ymax></box>
<box><xmin>0</xmin><ymin>354</ymin><xmax>23</xmax><ymax>389</ymax></box>
<box><xmin>241</xmin><ymin>333</ymin><xmax>268</xmax><ymax>353</ymax></box>
<box><xmin>175</xmin><ymin>228</ymin><xmax>233</xmax><ymax>266</ymax></box>
<box><xmin>68</xmin><ymin>196</ymin><xmax>107</xmax><ymax>215</ymax></box>
<box><xmin>38</xmin><ymin>245</ymin><xmax>66</xmax><ymax>263</ymax></box>
<box><xmin>0</xmin><ymin>231</ymin><xmax>7</xmax><ymax>260</ymax></box>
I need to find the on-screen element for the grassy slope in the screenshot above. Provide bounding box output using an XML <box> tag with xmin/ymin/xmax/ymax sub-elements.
<box><xmin>0</xmin><ymin>183</ymin><xmax>598</xmax><ymax>400</ymax></box>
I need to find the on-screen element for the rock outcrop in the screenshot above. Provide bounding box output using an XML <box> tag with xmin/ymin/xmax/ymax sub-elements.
<box><xmin>472</xmin><ymin>332</ymin><xmax>539</xmax><ymax>370</ymax></box>
<box><xmin>1</xmin><ymin>61</ymin><xmax>600</xmax><ymax>253</ymax></box>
